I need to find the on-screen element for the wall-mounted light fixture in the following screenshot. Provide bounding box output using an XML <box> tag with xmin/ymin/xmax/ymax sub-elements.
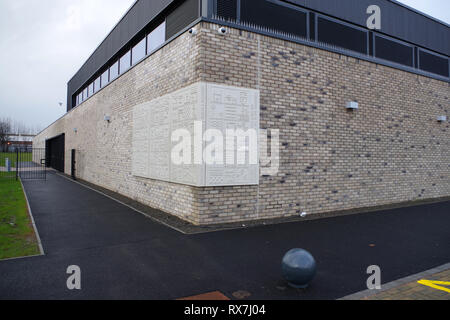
<box><xmin>74</xmin><ymin>128</ymin><xmax>78</xmax><ymax>133</ymax></box>
<box><xmin>437</xmin><ymin>115</ymin><xmax>447</xmax><ymax>122</ymax></box>
<box><xmin>104</xmin><ymin>115</ymin><xmax>111</xmax><ymax>123</ymax></box>
<box><xmin>346</xmin><ymin>101</ymin><xmax>359</xmax><ymax>110</ymax></box>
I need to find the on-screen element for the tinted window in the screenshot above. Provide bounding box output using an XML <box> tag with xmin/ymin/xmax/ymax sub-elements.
<box><xmin>375</xmin><ymin>36</ymin><xmax>413</xmax><ymax>67</ymax></box>
<box><xmin>419</xmin><ymin>50</ymin><xmax>449</xmax><ymax>77</ymax></box>
<box><xmin>166</xmin><ymin>0</ymin><xmax>196</xmax><ymax>39</ymax></box>
<box><xmin>241</xmin><ymin>0</ymin><xmax>307</xmax><ymax>38</ymax></box>
<box><xmin>217</xmin><ymin>0</ymin><xmax>237</xmax><ymax>20</ymax></box>
<box><xmin>89</xmin><ymin>83</ymin><xmax>94</xmax><ymax>97</ymax></box>
<box><xmin>110</xmin><ymin>61</ymin><xmax>119</xmax><ymax>81</ymax></box>
<box><xmin>132</xmin><ymin>38</ymin><xmax>146</xmax><ymax>65</ymax></box>
<box><xmin>94</xmin><ymin>76</ymin><xmax>101</xmax><ymax>93</ymax></box>
<box><xmin>120</xmin><ymin>51</ymin><xmax>131</xmax><ymax>74</ymax></box>
<box><xmin>101</xmin><ymin>70</ymin><xmax>109</xmax><ymax>88</ymax></box>
<box><xmin>318</xmin><ymin>17</ymin><xmax>368</xmax><ymax>54</ymax></box>
<box><xmin>83</xmin><ymin>88</ymin><xmax>88</xmax><ymax>101</ymax></box>
<box><xmin>147</xmin><ymin>22</ymin><xmax>166</xmax><ymax>53</ymax></box>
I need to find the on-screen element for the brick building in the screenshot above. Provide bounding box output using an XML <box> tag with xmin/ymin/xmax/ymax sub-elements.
<box><xmin>34</xmin><ymin>0</ymin><xmax>450</xmax><ymax>225</ymax></box>
<box><xmin>2</xmin><ymin>134</ymin><xmax>33</xmax><ymax>152</ymax></box>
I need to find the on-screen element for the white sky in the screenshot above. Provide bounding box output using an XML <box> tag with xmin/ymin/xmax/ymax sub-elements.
<box><xmin>0</xmin><ymin>0</ymin><xmax>448</xmax><ymax>131</ymax></box>
<box><xmin>0</xmin><ymin>0</ymin><xmax>135</xmax><ymax>131</ymax></box>
<box><xmin>397</xmin><ymin>0</ymin><xmax>450</xmax><ymax>24</ymax></box>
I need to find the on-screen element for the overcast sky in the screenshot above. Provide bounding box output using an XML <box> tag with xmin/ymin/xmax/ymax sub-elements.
<box><xmin>0</xmin><ymin>0</ymin><xmax>449</xmax><ymax>132</ymax></box>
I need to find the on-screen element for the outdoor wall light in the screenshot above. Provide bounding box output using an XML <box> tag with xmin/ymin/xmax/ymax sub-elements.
<box><xmin>104</xmin><ymin>115</ymin><xmax>111</xmax><ymax>123</ymax></box>
<box><xmin>73</xmin><ymin>128</ymin><xmax>78</xmax><ymax>133</ymax></box>
<box><xmin>437</xmin><ymin>115</ymin><xmax>447</xmax><ymax>122</ymax></box>
<box><xmin>346</xmin><ymin>101</ymin><xmax>359</xmax><ymax>110</ymax></box>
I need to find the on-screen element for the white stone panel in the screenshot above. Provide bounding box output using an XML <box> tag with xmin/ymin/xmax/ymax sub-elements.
<box><xmin>205</xmin><ymin>83</ymin><xmax>260</xmax><ymax>186</ymax></box>
<box><xmin>132</xmin><ymin>101</ymin><xmax>150</xmax><ymax>178</ymax></box>
<box><xmin>169</xmin><ymin>83</ymin><xmax>206</xmax><ymax>186</ymax></box>
<box><xmin>132</xmin><ymin>82</ymin><xmax>260</xmax><ymax>187</ymax></box>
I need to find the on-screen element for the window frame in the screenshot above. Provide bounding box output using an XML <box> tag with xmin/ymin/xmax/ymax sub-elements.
<box><xmin>101</xmin><ymin>69</ymin><xmax>109</xmax><ymax>88</ymax></box>
<box><xmin>119</xmin><ymin>50</ymin><xmax>132</xmax><ymax>74</ymax></box>
<box><xmin>315</xmin><ymin>13</ymin><xmax>370</xmax><ymax>55</ymax></box>
<box><xmin>266</xmin><ymin>0</ymin><xmax>310</xmax><ymax>38</ymax></box>
<box><xmin>373</xmin><ymin>32</ymin><xmax>415</xmax><ymax>67</ymax></box>
<box><xmin>94</xmin><ymin>76</ymin><xmax>101</xmax><ymax>93</ymax></box>
<box><xmin>147</xmin><ymin>21</ymin><xmax>167</xmax><ymax>55</ymax></box>
<box><xmin>83</xmin><ymin>88</ymin><xmax>88</xmax><ymax>102</ymax></box>
<box><xmin>110</xmin><ymin>60</ymin><xmax>119</xmax><ymax>81</ymax></box>
<box><xmin>88</xmin><ymin>82</ymin><xmax>94</xmax><ymax>98</ymax></box>
<box><xmin>132</xmin><ymin>37</ymin><xmax>147</xmax><ymax>66</ymax></box>
<box><xmin>71</xmin><ymin>18</ymin><xmax>171</xmax><ymax>109</ymax></box>
<box><xmin>417</xmin><ymin>47</ymin><xmax>450</xmax><ymax>77</ymax></box>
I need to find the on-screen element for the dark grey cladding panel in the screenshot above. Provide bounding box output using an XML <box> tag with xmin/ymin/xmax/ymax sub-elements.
<box><xmin>166</xmin><ymin>0</ymin><xmax>200</xmax><ymax>39</ymax></box>
<box><xmin>284</xmin><ymin>0</ymin><xmax>450</xmax><ymax>56</ymax></box>
<box><xmin>67</xmin><ymin>0</ymin><xmax>177</xmax><ymax>110</ymax></box>
<box><xmin>241</xmin><ymin>0</ymin><xmax>308</xmax><ymax>38</ymax></box>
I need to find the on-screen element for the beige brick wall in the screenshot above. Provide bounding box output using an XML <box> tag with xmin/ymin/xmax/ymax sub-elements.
<box><xmin>195</xmin><ymin>22</ymin><xmax>449</xmax><ymax>224</ymax></box>
<box><xmin>34</xmin><ymin>22</ymin><xmax>450</xmax><ymax>225</ymax></box>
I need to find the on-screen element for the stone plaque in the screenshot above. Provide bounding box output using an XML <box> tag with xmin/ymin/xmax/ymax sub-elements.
<box><xmin>132</xmin><ymin>82</ymin><xmax>260</xmax><ymax>187</ymax></box>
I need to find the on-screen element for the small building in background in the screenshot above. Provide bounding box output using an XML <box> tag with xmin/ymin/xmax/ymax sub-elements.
<box><xmin>4</xmin><ymin>134</ymin><xmax>34</xmax><ymax>152</ymax></box>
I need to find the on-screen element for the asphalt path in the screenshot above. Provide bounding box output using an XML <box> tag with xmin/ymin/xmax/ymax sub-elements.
<box><xmin>0</xmin><ymin>172</ymin><xmax>448</xmax><ymax>300</ymax></box>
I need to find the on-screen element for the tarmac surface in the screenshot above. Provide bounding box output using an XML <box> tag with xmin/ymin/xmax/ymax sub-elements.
<box><xmin>0</xmin><ymin>172</ymin><xmax>449</xmax><ymax>300</ymax></box>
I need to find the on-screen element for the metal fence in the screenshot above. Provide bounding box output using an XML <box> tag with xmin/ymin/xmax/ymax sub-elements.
<box><xmin>0</xmin><ymin>148</ymin><xmax>46</xmax><ymax>181</ymax></box>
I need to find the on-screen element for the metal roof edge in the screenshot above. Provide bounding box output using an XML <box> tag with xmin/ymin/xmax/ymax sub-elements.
<box><xmin>388</xmin><ymin>0</ymin><xmax>450</xmax><ymax>28</ymax></box>
<box><xmin>67</xmin><ymin>0</ymin><xmax>140</xmax><ymax>85</ymax></box>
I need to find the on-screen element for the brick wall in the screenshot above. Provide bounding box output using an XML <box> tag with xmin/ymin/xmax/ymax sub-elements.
<box><xmin>34</xmin><ymin>29</ymin><xmax>204</xmax><ymax>225</ymax></box>
<box><xmin>195</xmin><ymin>22</ymin><xmax>449</xmax><ymax>224</ymax></box>
<box><xmin>34</xmin><ymin>22</ymin><xmax>450</xmax><ymax>225</ymax></box>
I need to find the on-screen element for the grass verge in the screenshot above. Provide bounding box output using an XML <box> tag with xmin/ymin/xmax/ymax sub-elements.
<box><xmin>0</xmin><ymin>152</ymin><xmax>32</xmax><ymax>168</ymax></box>
<box><xmin>0</xmin><ymin>178</ymin><xmax>40</xmax><ymax>260</ymax></box>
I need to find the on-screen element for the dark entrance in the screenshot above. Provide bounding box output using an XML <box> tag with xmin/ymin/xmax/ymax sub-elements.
<box><xmin>45</xmin><ymin>133</ymin><xmax>65</xmax><ymax>173</ymax></box>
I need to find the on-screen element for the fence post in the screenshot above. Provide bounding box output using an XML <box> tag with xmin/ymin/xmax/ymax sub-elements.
<box><xmin>15</xmin><ymin>148</ymin><xmax>19</xmax><ymax>181</ymax></box>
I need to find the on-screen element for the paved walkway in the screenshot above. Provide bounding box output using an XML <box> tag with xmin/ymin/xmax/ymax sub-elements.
<box><xmin>0</xmin><ymin>172</ymin><xmax>449</xmax><ymax>300</ymax></box>
<box><xmin>365</xmin><ymin>269</ymin><xmax>450</xmax><ymax>300</ymax></box>
<box><xmin>341</xmin><ymin>263</ymin><xmax>450</xmax><ymax>300</ymax></box>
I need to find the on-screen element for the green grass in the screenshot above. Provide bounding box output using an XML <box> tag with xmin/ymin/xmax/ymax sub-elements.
<box><xmin>0</xmin><ymin>179</ymin><xmax>40</xmax><ymax>260</ymax></box>
<box><xmin>0</xmin><ymin>152</ymin><xmax>32</xmax><ymax>168</ymax></box>
<box><xmin>0</xmin><ymin>172</ymin><xmax>16</xmax><ymax>180</ymax></box>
